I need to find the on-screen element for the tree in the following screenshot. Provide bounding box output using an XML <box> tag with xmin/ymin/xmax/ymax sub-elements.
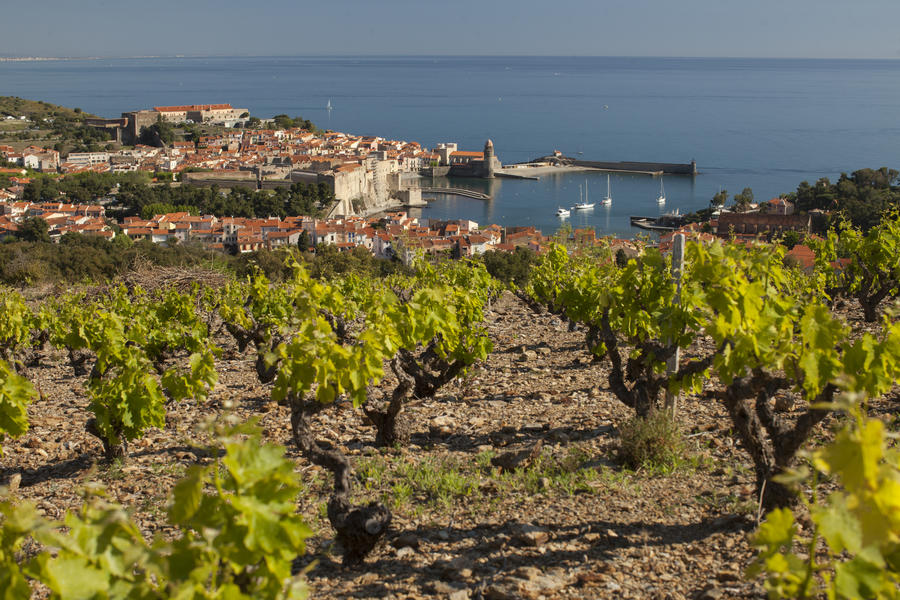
<box><xmin>297</xmin><ymin>230</ymin><xmax>311</xmax><ymax>250</ymax></box>
<box><xmin>711</xmin><ymin>189</ymin><xmax>728</xmax><ymax>209</ymax></box>
<box><xmin>733</xmin><ymin>187</ymin><xmax>754</xmax><ymax>212</ymax></box>
<box><xmin>138</xmin><ymin>116</ymin><xmax>175</xmax><ymax>147</ymax></box>
<box><xmin>18</xmin><ymin>217</ymin><xmax>50</xmax><ymax>243</ymax></box>
<box><xmin>780</xmin><ymin>230</ymin><xmax>802</xmax><ymax>249</ymax></box>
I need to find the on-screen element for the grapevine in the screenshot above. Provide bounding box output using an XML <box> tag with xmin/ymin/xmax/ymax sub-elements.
<box><xmin>1</xmin><ymin>423</ymin><xmax>311</xmax><ymax>599</ymax></box>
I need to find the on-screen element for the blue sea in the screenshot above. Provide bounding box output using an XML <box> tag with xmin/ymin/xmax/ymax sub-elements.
<box><xmin>3</xmin><ymin>55</ymin><xmax>900</xmax><ymax>236</ymax></box>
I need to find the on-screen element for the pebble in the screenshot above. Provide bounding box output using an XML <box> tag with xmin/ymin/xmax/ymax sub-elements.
<box><xmin>513</xmin><ymin>523</ymin><xmax>550</xmax><ymax>547</ymax></box>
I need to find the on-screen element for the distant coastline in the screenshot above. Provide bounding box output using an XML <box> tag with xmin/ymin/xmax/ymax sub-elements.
<box><xmin>0</xmin><ymin>57</ymin><xmax>101</xmax><ymax>62</ymax></box>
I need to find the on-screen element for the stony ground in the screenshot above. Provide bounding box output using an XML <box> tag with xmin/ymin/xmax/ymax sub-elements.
<box><xmin>6</xmin><ymin>290</ymin><xmax>889</xmax><ymax>599</ymax></box>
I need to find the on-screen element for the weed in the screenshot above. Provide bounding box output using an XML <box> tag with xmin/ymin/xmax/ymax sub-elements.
<box><xmin>497</xmin><ymin>448</ymin><xmax>602</xmax><ymax>496</ymax></box>
<box><xmin>475</xmin><ymin>449</ymin><xmax>495</xmax><ymax>470</ymax></box>
<box><xmin>103</xmin><ymin>458</ymin><xmax>126</xmax><ymax>480</ymax></box>
<box><xmin>356</xmin><ymin>456</ymin><xmax>389</xmax><ymax>490</ymax></box>
<box><xmin>391</xmin><ymin>481</ymin><xmax>414</xmax><ymax>508</ymax></box>
<box><xmin>616</xmin><ymin>411</ymin><xmax>689</xmax><ymax>473</ymax></box>
<box><xmin>394</xmin><ymin>456</ymin><xmax>479</xmax><ymax>507</ymax></box>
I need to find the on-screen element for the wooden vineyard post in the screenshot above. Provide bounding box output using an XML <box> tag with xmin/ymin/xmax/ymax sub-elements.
<box><xmin>665</xmin><ymin>233</ymin><xmax>685</xmax><ymax>416</ymax></box>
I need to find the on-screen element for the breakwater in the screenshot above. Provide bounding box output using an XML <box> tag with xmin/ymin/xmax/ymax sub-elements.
<box><xmin>572</xmin><ymin>158</ymin><xmax>697</xmax><ymax>175</ymax></box>
<box><xmin>418</xmin><ymin>187</ymin><xmax>491</xmax><ymax>200</ymax></box>
<box><xmin>527</xmin><ymin>156</ymin><xmax>697</xmax><ymax>176</ymax></box>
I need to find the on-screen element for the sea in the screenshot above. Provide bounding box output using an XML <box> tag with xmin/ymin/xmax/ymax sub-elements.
<box><xmin>3</xmin><ymin>55</ymin><xmax>900</xmax><ymax>237</ymax></box>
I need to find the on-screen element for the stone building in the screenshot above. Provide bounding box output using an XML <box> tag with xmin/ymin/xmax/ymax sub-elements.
<box><xmin>152</xmin><ymin>104</ymin><xmax>249</xmax><ymax>127</ymax></box>
<box><xmin>446</xmin><ymin>139</ymin><xmax>501</xmax><ymax>178</ymax></box>
<box><xmin>716</xmin><ymin>212</ymin><xmax>810</xmax><ymax>237</ymax></box>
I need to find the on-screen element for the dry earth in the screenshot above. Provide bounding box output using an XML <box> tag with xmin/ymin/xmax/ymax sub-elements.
<box><xmin>4</xmin><ymin>290</ymin><xmax>891</xmax><ymax>599</ymax></box>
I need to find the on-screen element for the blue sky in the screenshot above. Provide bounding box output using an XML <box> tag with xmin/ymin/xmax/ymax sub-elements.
<box><xmin>4</xmin><ymin>0</ymin><xmax>899</xmax><ymax>59</ymax></box>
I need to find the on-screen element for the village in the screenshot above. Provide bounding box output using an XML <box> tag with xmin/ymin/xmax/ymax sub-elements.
<box><xmin>0</xmin><ymin>103</ymin><xmax>823</xmax><ymax>267</ymax></box>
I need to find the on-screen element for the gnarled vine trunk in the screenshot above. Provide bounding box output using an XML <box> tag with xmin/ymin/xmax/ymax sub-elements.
<box><xmin>289</xmin><ymin>395</ymin><xmax>391</xmax><ymax>564</ymax></box>
<box><xmin>86</xmin><ymin>418</ymin><xmax>127</xmax><ymax>461</ymax></box>
<box><xmin>715</xmin><ymin>373</ymin><xmax>833</xmax><ymax>512</ymax></box>
<box><xmin>364</xmin><ymin>348</ymin><xmax>467</xmax><ymax>447</ymax></box>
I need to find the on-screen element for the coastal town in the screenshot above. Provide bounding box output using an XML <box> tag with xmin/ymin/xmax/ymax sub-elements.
<box><xmin>0</xmin><ymin>102</ymin><xmax>821</xmax><ymax>265</ymax></box>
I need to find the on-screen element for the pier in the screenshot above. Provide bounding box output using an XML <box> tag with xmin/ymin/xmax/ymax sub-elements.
<box><xmin>417</xmin><ymin>187</ymin><xmax>492</xmax><ymax>200</ymax></box>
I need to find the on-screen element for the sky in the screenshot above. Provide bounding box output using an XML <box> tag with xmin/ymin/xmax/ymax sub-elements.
<box><xmin>3</xmin><ymin>0</ymin><xmax>900</xmax><ymax>59</ymax></box>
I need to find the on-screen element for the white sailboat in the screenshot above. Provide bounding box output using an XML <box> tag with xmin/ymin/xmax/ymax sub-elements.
<box><xmin>657</xmin><ymin>177</ymin><xmax>666</xmax><ymax>204</ymax></box>
<box><xmin>573</xmin><ymin>179</ymin><xmax>595</xmax><ymax>210</ymax></box>
<box><xmin>600</xmin><ymin>174</ymin><xmax>612</xmax><ymax>206</ymax></box>
<box><xmin>326</xmin><ymin>99</ymin><xmax>333</xmax><ymax>111</ymax></box>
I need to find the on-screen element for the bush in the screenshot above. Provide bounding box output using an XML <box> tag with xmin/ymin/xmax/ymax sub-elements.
<box><xmin>616</xmin><ymin>411</ymin><xmax>686</xmax><ymax>471</ymax></box>
<box><xmin>481</xmin><ymin>246</ymin><xmax>537</xmax><ymax>287</ymax></box>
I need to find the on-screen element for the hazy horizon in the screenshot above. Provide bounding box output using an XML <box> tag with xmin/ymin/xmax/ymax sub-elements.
<box><xmin>4</xmin><ymin>54</ymin><xmax>900</xmax><ymax>61</ymax></box>
<box><xmin>2</xmin><ymin>0</ymin><xmax>898</xmax><ymax>60</ymax></box>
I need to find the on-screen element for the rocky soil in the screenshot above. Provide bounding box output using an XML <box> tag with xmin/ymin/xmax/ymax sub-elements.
<box><xmin>4</xmin><ymin>290</ymin><xmax>890</xmax><ymax>599</ymax></box>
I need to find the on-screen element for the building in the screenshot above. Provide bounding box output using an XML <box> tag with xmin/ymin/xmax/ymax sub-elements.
<box><xmin>153</xmin><ymin>104</ymin><xmax>249</xmax><ymax>127</ymax></box>
<box><xmin>716</xmin><ymin>212</ymin><xmax>810</xmax><ymax>237</ymax></box>
<box><xmin>446</xmin><ymin>139</ymin><xmax>501</xmax><ymax>178</ymax></box>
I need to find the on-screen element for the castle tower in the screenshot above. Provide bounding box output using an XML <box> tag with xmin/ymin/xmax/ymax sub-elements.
<box><xmin>483</xmin><ymin>138</ymin><xmax>496</xmax><ymax>178</ymax></box>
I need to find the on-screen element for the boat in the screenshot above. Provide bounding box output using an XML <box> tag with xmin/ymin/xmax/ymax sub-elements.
<box><xmin>657</xmin><ymin>177</ymin><xmax>666</xmax><ymax>204</ymax></box>
<box><xmin>326</xmin><ymin>99</ymin><xmax>333</xmax><ymax>111</ymax></box>
<box><xmin>572</xmin><ymin>180</ymin><xmax>594</xmax><ymax>209</ymax></box>
<box><xmin>600</xmin><ymin>174</ymin><xmax>612</xmax><ymax>206</ymax></box>
<box><xmin>556</xmin><ymin>206</ymin><xmax>570</xmax><ymax>217</ymax></box>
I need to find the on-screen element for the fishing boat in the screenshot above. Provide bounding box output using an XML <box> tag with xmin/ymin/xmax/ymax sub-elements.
<box><xmin>572</xmin><ymin>180</ymin><xmax>594</xmax><ymax>210</ymax></box>
<box><xmin>556</xmin><ymin>206</ymin><xmax>570</xmax><ymax>218</ymax></box>
<box><xmin>600</xmin><ymin>174</ymin><xmax>612</xmax><ymax>206</ymax></box>
<box><xmin>657</xmin><ymin>177</ymin><xmax>666</xmax><ymax>204</ymax></box>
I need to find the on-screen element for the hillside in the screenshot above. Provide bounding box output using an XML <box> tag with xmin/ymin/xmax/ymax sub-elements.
<box><xmin>6</xmin><ymin>286</ymin><xmax>880</xmax><ymax>599</ymax></box>
<box><xmin>0</xmin><ymin>96</ymin><xmax>98</xmax><ymax>121</ymax></box>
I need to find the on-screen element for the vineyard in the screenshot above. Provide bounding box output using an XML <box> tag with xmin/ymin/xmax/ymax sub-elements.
<box><xmin>1</xmin><ymin>215</ymin><xmax>900</xmax><ymax>599</ymax></box>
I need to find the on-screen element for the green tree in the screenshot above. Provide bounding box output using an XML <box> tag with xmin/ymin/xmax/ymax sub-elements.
<box><xmin>733</xmin><ymin>187</ymin><xmax>754</xmax><ymax>212</ymax></box>
<box><xmin>780</xmin><ymin>230</ymin><xmax>802</xmax><ymax>249</ymax></box>
<box><xmin>138</xmin><ymin>116</ymin><xmax>175</xmax><ymax>147</ymax></box>
<box><xmin>297</xmin><ymin>230</ymin><xmax>311</xmax><ymax>250</ymax></box>
<box><xmin>711</xmin><ymin>188</ymin><xmax>728</xmax><ymax>209</ymax></box>
<box><xmin>481</xmin><ymin>247</ymin><xmax>537</xmax><ymax>287</ymax></box>
<box><xmin>18</xmin><ymin>217</ymin><xmax>50</xmax><ymax>243</ymax></box>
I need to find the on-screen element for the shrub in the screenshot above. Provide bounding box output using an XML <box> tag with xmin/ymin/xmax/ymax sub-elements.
<box><xmin>616</xmin><ymin>411</ymin><xmax>686</xmax><ymax>471</ymax></box>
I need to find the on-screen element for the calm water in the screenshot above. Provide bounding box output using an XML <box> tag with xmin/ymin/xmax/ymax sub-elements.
<box><xmin>3</xmin><ymin>56</ymin><xmax>900</xmax><ymax>236</ymax></box>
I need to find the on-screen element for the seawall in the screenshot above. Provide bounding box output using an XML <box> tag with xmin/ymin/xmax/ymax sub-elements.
<box><xmin>571</xmin><ymin>159</ymin><xmax>697</xmax><ymax>175</ymax></box>
<box><xmin>523</xmin><ymin>156</ymin><xmax>698</xmax><ymax>176</ymax></box>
